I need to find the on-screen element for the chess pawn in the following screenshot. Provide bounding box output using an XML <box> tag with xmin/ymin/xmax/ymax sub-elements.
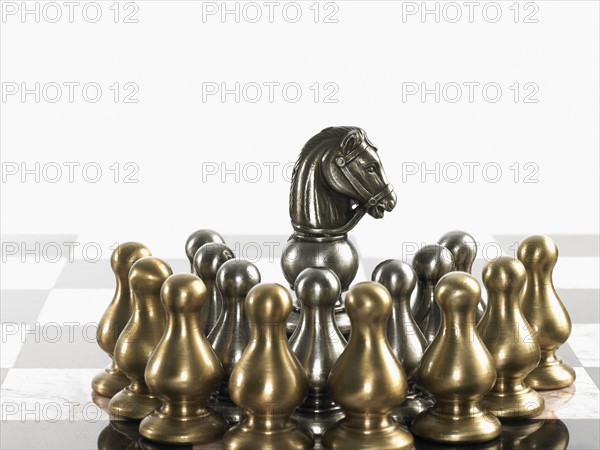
<box><xmin>289</xmin><ymin>268</ymin><xmax>347</xmax><ymax>415</ymax></box>
<box><xmin>208</xmin><ymin>259</ymin><xmax>261</xmax><ymax>402</ymax></box>
<box><xmin>372</xmin><ymin>259</ymin><xmax>434</xmax><ymax>423</ymax></box>
<box><xmin>92</xmin><ymin>242</ymin><xmax>152</xmax><ymax>398</ymax></box>
<box><xmin>412</xmin><ymin>272</ymin><xmax>501</xmax><ymax>444</ymax></box>
<box><xmin>518</xmin><ymin>235</ymin><xmax>576</xmax><ymax>390</ymax></box>
<box><xmin>185</xmin><ymin>229</ymin><xmax>225</xmax><ymax>273</ymax></box>
<box><xmin>224</xmin><ymin>283</ymin><xmax>314</xmax><ymax>450</ymax></box>
<box><xmin>411</xmin><ymin>244</ymin><xmax>455</xmax><ymax>343</ymax></box>
<box><xmin>109</xmin><ymin>257</ymin><xmax>172</xmax><ymax>420</ymax></box>
<box><xmin>322</xmin><ymin>282</ymin><xmax>414</xmax><ymax>450</ymax></box>
<box><xmin>140</xmin><ymin>273</ymin><xmax>228</xmax><ymax>445</ymax></box>
<box><xmin>479</xmin><ymin>256</ymin><xmax>544</xmax><ymax>419</ymax></box>
<box><xmin>438</xmin><ymin>230</ymin><xmax>486</xmax><ymax>321</ymax></box>
<box><xmin>193</xmin><ymin>242</ymin><xmax>235</xmax><ymax>335</ymax></box>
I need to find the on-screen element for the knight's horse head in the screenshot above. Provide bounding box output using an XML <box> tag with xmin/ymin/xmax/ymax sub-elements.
<box><xmin>290</xmin><ymin>126</ymin><xmax>397</xmax><ymax>236</ymax></box>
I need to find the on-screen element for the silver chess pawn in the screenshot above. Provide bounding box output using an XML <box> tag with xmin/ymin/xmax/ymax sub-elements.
<box><xmin>289</xmin><ymin>268</ymin><xmax>347</xmax><ymax>434</ymax></box>
<box><xmin>411</xmin><ymin>244</ymin><xmax>455</xmax><ymax>344</ymax></box>
<box><xmin>438</xmin><ymin>230</ymin><xmax>486</xmax><ymax>321</ymax></box>
<box><xmin>193</xmin><ymin>242</ymin><xmax>235</xmax><ymax>335</ymax></box>
<box><xmin>185</xmin><ymin>229</ymin><xmax>225</xmax><ymax>273</ymax></box>
<box><xmin>372</xmin><ymin>260</ymin><xmax>435</xmax><ymax>423</ymax></box>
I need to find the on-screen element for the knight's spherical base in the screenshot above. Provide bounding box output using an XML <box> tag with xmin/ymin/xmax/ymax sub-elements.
<box><xmin>481</xmin><ymin>385</ymin><xmax>545</xmax><ymax>420</ymax></box>
<box><xmin>223</xmin><ymin>419</ymin><xmax>314</xmax><ymax>450</ymax></box>
<box><xmin>525</xmin><ymin>359</ymin><xmax>576</xmax><ymax>390</ymax></box>
<box><xmin>108</xmin><ymin>387</ymin><xmax>161</xmax><ymax>421</ymax></box>
<box><xmin>139</xmin><ymin>407</ymin><xmax>227</xmax><ymax>445</ymax></box>
<box><xmin>92</xmin><ymin>367</ymin><xmax>130</xmax><ymax>398</ymax></box>
<box><xmin>321</xmin><ymin>418</ymin><xmax>413</xmax><ymax>450</ymax></box>
<box><xmin>411</xmin><ymin>406</ymin><xmax>501</xmax><ymax>444</ymax></box>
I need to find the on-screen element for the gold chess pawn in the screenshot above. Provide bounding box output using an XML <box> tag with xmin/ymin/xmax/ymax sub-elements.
<box><xmin>109</xmin><ymin>257</ymin><xmax>172</xmax><ymax>420</ymax></box>
<box><xmin>322</xmin><ymin>282</ymin><xmax>414</xmax><ymax>450</ymax></box>
<box><xmin>223</xmin><ymin>283</ymin><xmax>314</xmax><ymax>450</ymax></box>
<box><xmin>140</xmin><ymin>273</ymin><xmax>228</xmax><ymax>445</ymax></box>
<box><xmin>479</xmin><ymin>256</ymin><xmax>545</xmax><ymax>419</ymax></box>
<box><xmin>518</xmin><ymin>235</ymin><xmax>576</xmax><ymax>390</ymax></box>
<box><xmin>411</xmin><ymin>272</ymin><xmax>501</xmax><ymax>444</ymax></box>
<box><xmin>92</xmin><ymin>242</ymin><xmax>151</xmax><ymax>398</ymax></box>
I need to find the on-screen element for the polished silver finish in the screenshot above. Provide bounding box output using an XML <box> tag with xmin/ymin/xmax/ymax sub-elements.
<box><xmin>282</xmin><ymin>126</ymin><xmax>397</xmax><ymax>335</ymax></box>
<box><xmin>289</xmin><ymin>268</ymin><xmax>347</xmax><ymax>426</ymax></box>
<box><xmin>372</xmin><ymin>259</ymin><xmax>434</xmax><ymax>423</ymax></box>
<box><xmin>438</xmin><ymin>230</ymin><xmax>486</xmax><ymax>321</ymax></box>
<box><xmin>411</xmin><ymin>244</ymin><xmax>455</xmax><ymax>343</ymax></box>
<box><xmin>193</xmin><ymin>243</ymin><xmax>235</xmax><ymax>335</ymax></box>
<box><xmin>208</xmin><ymin>259</ymin><xmax>260</xmax><ymax>406</ymax></box>
<box><xmin>185</xmin><ymin>229</ymin><xmax>225</xmax><ymax>272</ymax></box>
<box><xmin>282</xmin><ymin>234</ymin><xmax>357</xmax><ymax>335</ymax></box>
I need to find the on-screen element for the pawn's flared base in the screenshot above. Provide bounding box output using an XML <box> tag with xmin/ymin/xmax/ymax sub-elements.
<box><xmin>322</xmin><ymin>417</ymin><xmax>413</xmax><ymax>450</ymax></box>
<box><xmin>92</xmin><ymin>367</ymin><xmax>130</xmax><ymax>398</ymax></box>
<box><xmin>481</xmin><ymin>385</ymin><xmax>545</xmax><ymax>419</ymax></box>
<box><xmin>525</xmin><ymin>359</ymin><xmax>576</xmax><ymax>390</ymax></box>
<box><xmin>223</xmin><ymin>418</ymin><xmax>314</xmax><ymax>450</ymax></box>
<box><xmin>108</xmin><ymin>386</ymin><xmax>161</xmax><ymax>421</ymax></box>
<box><xmin>411</xmin><ymin>406</ymin><xmax>501</xmax><ymax>444</ymax></box>
<box><xmin>139</xmin><ymin>407</ymin><xmax>227</xmax><ymax>445</ymax></box>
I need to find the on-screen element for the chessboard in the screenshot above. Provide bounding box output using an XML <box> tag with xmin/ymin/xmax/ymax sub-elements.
<box><xmin>1</xmin><ymin>232</ymin><xmax>599</xmax><ymax>449</ymax></box>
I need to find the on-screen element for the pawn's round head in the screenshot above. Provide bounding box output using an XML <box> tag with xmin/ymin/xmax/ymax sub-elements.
<box><xmin>217</xmin><ymin>259</ymin><xmax>261</xmax><ymax>299</ymax></box>
<box><xmin>245</xmin><ymin>283</ymin><xmax>292</xmax><ymax>326</ymax></box>
<box><xmin>412</xmin><ymin>244</ymin><xmax>455</xmax><ymax>283</ymax></box>
<box><xmin>295</xmin><ymin>267</ymin><xmax>341</xmax><ymax>308</ymax></box>
<box><xmin>346</xmin><ymin>282</ymin><xmax>392</xmax><ymax>325</ymax></box>
<box><xmin>372</xmin><ymin>259</ymin><xmax>416</xmax><ymax>299</ymax></box>
<box><xmin>437</xmin><ymin>230</ymin><xmax>477</xmax><ymax>272</ymax></box>
<box><xmin>482</xmin><ymin>256</ymin><xmax>526</xmax><ymax>295</ymax></box>
<box><xmin>161</xmin><ymin>273</ymin><xmax>206</xmax><ymax>313</ymax></box>
<box><xmin>193</xmin><ymin>243</ymin><xmax>234</xmax><ymax>280</ymax></box>
<box><xmin>110</xmin><ymin>242</ymin><xmax>151</xmax><ymax>277</ymax></box>
<box><xmin>435</xmin><ymin>272</ymin><xmax>481</xmax><ymax>314</ymax></box>
<box><xmin>185</xmin><ymin>229</ymin><xmax>225</xmax><ymax>263</ymax></box>
<box><xmin>129</xmin><ymin>256</ymin><xmax>173</xmax><ymax>297</ymax></box>
<box><xmin>517</xmin><ymin>235</ymin><xmax>558</xmax><ymax>270</ymax></box>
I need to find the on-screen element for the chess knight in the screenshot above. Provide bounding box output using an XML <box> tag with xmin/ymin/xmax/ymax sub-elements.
<box><xmin>281</xmin><ymin>126</ymin><xmax>397</xmax><ymax>335</ymax></box>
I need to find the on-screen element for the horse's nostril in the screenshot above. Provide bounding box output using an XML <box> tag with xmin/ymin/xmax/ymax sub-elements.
<box><xmin>385</xmin><ymin>192</ymin><xmax>397</xmax><ymax>211</ymax></box>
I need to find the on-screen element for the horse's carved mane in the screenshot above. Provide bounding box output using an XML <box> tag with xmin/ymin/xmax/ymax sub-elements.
<box><xmin>289</xmin><ymin>126</ymin><xmax>359</xmax><ymax>217</ymax></box>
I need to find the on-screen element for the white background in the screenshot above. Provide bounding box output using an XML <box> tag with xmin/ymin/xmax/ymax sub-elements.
<box><xmin>1</xmin><ymin>0</ymin><xmax>599</xmax><ymax>260</ymax></box>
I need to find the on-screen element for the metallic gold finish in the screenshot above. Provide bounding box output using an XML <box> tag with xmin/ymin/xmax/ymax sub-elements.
<box><xmin>224</xmin><ymin>283</ymin><xmax>314</xmax><ymax>450</ymax></box>
<box><xmin>478</xmin><ymin>256</ymin><xmax>544</xmax><ymax>419</ymax></box>
<box><xmin>283</xmin><ymin>126</ymin><xmax>397</xmax><ymax>336</ymax></box>
<box><xmin>518</xmin><ymin>235</ymin><xmax>576</xmax><ymax>390</ymax></box>
<box><xmin>140</xmin><ymin>273</ymin><xmax>228</xmax><ymax>445</ymax></box>
<box><xmin>412</xmin><ymin>272</ymin><xmax>501</xmax><ymax>444</ymax></box>
<box><xmin>92</xmin><ymin>242</ymin><xmax>151</xmax><ymax>398</ymax></box>
<box><xmin>322</xmin><ymin>282</ymin><xmax>414</xmax><ymax>450</ymax></box>
<box><xmin>412</xmin><ymin>244</ymin><xmax>455</xmax><ymax>343</ymax></box>
<box><xmin>208</xmin><ymin>259</ymin><xmax>261</xmax><ymax>403</ymax></box>
<box><xmin>185</xmin><ymin>229</ymin><xmax>225</xmax><ymax>272</ymax></box>
<box><xmin>289</xmin><ymin>268</ymin><xmax>347</xmax><ymax>417</ymax></box>
<box><xmin>193</xmin><ymin>243</ymin><xmax>235</xmax><ymax>335</ymax></box>
<box><xmin>372</xmin><ymin>259</ymin><xmax>435</xmax><ymax>423</ymax></box>
<box><xmin>109</xmin><ymin>257</ymin><xmax>172</xmax><ymax>420</ymax></box>
<box><xmin>438</xmin><ymin>230</ymin><xmax>487</xmax><ymax>321</ymax></box>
